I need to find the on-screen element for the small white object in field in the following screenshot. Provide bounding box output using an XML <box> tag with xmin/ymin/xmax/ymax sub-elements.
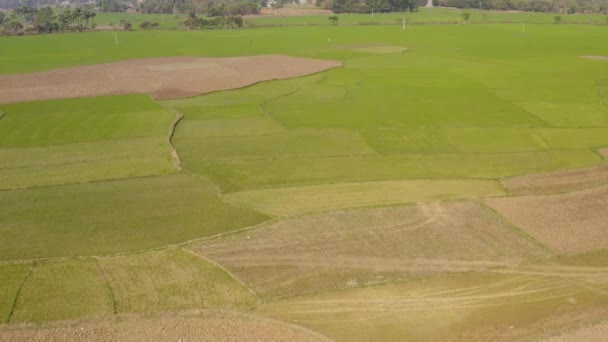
<box><xmin>247</xmin><ymin>235</ymin><xmax>250</xmax><ymax>239</ymax></box>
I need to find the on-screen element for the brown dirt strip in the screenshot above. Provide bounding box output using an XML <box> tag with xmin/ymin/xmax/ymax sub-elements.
<box><xmin>600</xmin><ymin>147</ymin><xmax>608</xmax><ymax>159</ymax></box>
<box><xmin>503</xmin><ymin>162</ymin><xmax>608</xmax><ymax>195</ymax></box>
<box><xmin>465</xmin><ymin>305</ymin><xmax>608</xmax><ymax>342</ymax></box>
<box><xmin>0</xmin><ymin>310</ymin><xmax>331</xmax><ymax>342</ymax></box>
<box><xmin>486</xmin><ymin>184</ymin><xmax>608</xmax><ymax>254</ymax></box>
<box><xmin>582</xmin><ymin>55</ymin><xmax>608</xmax><ymax>61</ymax></box>
<box><xmin>245</xmin><ymin>7</ymin><xmax>333</xmax><ymax>18</ymax></box>
<box><xmin>0</xmin><ymin>55</ymin><xmax>341</xmax><ymax>104</ymax></box>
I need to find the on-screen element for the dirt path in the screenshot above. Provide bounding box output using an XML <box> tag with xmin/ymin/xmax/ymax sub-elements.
<box><xmin>0</xmin><ymin>55</ymin><xmax>341</xmax><ymax>104</ymax></box>
<box><xmin>582</xmin><ymin>55</ymin><xmax>608</xmax><ymax>61</ymax></box>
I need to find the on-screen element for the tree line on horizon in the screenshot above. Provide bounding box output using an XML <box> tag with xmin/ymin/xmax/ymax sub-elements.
<box><xmin>435</xmin><ymin>0</ymin><xmax>608</xmax><ymax>14</ymax></box>
<box><xmin>0</xmin><ymin>5</ymin><xmax>97</xmax><ymax>35</ymax></box>
<box><xmin>2</xmin><ymin>0</ymin><xmax>608</xmax><ymax>13</ymax></box>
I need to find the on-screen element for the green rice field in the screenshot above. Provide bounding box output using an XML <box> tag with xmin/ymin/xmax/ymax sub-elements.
<box><xmin>1</xmin><ymin>9</ymin><xmax>608</xmax><ymax>340</ymax></box>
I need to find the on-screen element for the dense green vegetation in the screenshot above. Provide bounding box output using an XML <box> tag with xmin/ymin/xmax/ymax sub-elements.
<box><xmin>436</xmin><ymin>0</ymin><xmax>608</xmax><ymax>14</ymax></box>
<box><xmin>1</xmin><ymin>5</ymin><xmax>97</xmax><ymax>35</ymax></box>
<box><xmin>156</xmin><ymin>24</ymin><xmax>608</xmax><ymax>194</ymax></box>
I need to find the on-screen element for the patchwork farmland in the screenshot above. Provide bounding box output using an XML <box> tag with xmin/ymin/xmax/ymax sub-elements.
<box><xmin>1</xmin><ymin>8</ymin><xmax>608</xmax><ymax>341</ymax></box>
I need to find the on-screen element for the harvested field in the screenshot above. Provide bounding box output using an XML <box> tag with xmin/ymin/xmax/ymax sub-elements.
<box><xmin>486</xmin><ymin>185</ymin><xmax>608</xmax><ymax>254</ymax></box>
<box><xmin>257</xmin><ymin>269</ymin><xmax>608</xmax><ymax>341</ymax></box>
<box><xmin>0</xmin><ymin>311</ymin><xmax>330</xmax><ymax>342</ymax></box>
<box><xmin>192</xmin><ymin>201</ymin><xmax>549</xmax><ymax>298</ymax></box>
<box><xmin>503</xmin><ymin>163</ymin><xmax>608</xmax><ymax>195</ymax></box>
<box><xmin>0</xmin><ymin>55</ymin><xmax>341</xmax><ymax>104</ymax></box>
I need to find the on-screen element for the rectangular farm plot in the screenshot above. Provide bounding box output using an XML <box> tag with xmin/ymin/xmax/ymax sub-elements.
<box><xmin>0</xmin><ymin>263</ymin><xmax>32</xmax><ymax>323</ymax></box>
<box><xmin>486</xmin><ymin>185</ymin><xmax>608</xmax><ymax>253</ymax></box>
<box><xmin>171</xmin><ymin>104</ymin><xmax>266</xmax><ymax>120</ymax></box>
<box><xmin>0</xmin><ymin>95</ymin><xmax>173</xmax><ymax>147</ymax></box>
<box><xmin>201</xmin><ymin>150</ymin><xmax>601</xmax><ymax>192</ymax></box>
<box><xmin>0</xmin><ymin>174</ymin><xmax>267</xmax><ymax>261</ymax></box>
<box><xmin>98</xmin><ymin>249</ymin><xmax>257</xmax><ymax>313</ymax></box>
<box><xmin>10</xmin><ymin>260</ymin><xmax>113</xmax><ymax>323</ymax></box>
<box><xmin>0</xmin><ymin>137</ymin><xmax>175</xmax><ymax>190</ymax></box>
<box><xmin>537</xmin><ymin>128</ymin><xmax>608</xmax><ymax>149</ymax></box>
<box><xmin>177</xmin><ymin>129</ymin><xmax>375</xmax><ymax>163</ymax></box>
<box><xmin>193</xmin><ymin>201</ymin><xmax>549</xmax><ymax>298</ymax></box>
<box><xmin>363</xmin><ymin>128</ymin><xmax>549</xmax><ymax>154</ymax></box>
<box><xmin>517</xmin><ymin>102</ymin><xmax>608</xmax><ymax>127</ymax></box>
<box><xmin>224</xmin><ymin>179</ymin><xmax>505</xmax><ymax>217</ymax></box>
<box><xmin>265</xmin><ymin>85</ymin><xmax>546</xmax><ymax>130</ymax></box>
<box><xmin>174</xmin><ymin>116</ymin><xmax>284</xmax><ymax>139</ymax></box>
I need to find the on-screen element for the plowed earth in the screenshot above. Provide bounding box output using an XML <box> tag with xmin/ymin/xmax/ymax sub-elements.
<box><xmin>0</xmin><ymin>55</ymin><xmax>341</xmax><ymax>104</ymax></box>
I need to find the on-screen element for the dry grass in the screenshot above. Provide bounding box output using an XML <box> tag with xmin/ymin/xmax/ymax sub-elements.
<box><xmin>256</xmin><ymin>270</ymin><xmax>608</xmax><ymax>342</ymax></box>
<box><xmin>486</xmin><ymin>185</ymin><xmax>608</xmax><ymax>254</ymax></box>
<box><xmin>192</xmin><ymin>201</ymin><xmax>549</xmax><ymax>298</ymax></box>
<box><xmin>10</xmin><ymin>261</ymin><xmax>113</xmax><ymax>323</ymax></box>
<box><xmin>97</xmin><ymin>248</ymin><xmax>257</xmax><ymax>313</ymax></box>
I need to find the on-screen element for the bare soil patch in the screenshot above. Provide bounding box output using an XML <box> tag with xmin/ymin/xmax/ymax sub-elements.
<box><xmin>504</xmin><ymin>163</ymin><xmax>608</xmax><ymax>195</ymax></box>
<box><xmin>599</xmin><ymin>147</ymin><xmax>608</xmax><ymax>159</ymax></box>
<box><xmin>0</xmin><ymin>310</ymin><xmax>328</xmax><ymax>342</ymax></box>
<box><xmin>245</xmin><ymin>7</ymin><xmax>333</xmax><ymax>17</ymax></box>
<box><xmin>0</xmin><ymin>55</ymin><xmax>341</xmax><ymax>104</ymax></box>
<box><xmin>486</xmin><ymin>185</ymin><xmax>608</xmax><ymax>254</ymax></box>
<box><xmin>192</xmin><ymin>201</ymin><xmax>549</xmax><ymax>298</ymax></box>
<box><xmin>349</xmin><ymin>45</ymin><xmax>409</xmax><ymax>54</ymax></box>
<box><xmin>582</xmin><ymin>55</ymin><xmax>608</xmax><ymax>61</ymax></box>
